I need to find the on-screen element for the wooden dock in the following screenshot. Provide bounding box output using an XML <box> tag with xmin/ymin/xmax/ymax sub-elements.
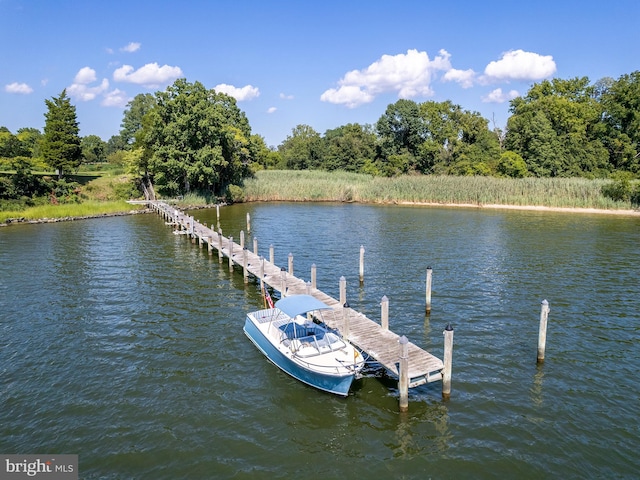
<box><xmin>148</xmin><ymin>201</ymin><xmax>444</xmax><ymax>389</ymax></box>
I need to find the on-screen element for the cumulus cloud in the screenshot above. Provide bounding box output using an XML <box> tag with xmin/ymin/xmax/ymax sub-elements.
<box><xmin>101</xmin><ymin>88</ymin><xmax>131</xmax><ymax>107</ymax></box>
<box><xmin>121</xmin><ymin>42</ymin><xmax>141</xmax><ymax>53</ymax></box>
<box><xmin>442</xmin><ymin>68</ymin><xmax>476</xmax><ymax>88</ymax></box>
<box><xmin>279</xmin><ymin>93</ymin><xmax>294</xmax><ymax>100</ymax></box>
<box><xmin>113</xmin><ymin>62</ymin><xmax>183</xmax><ymax>88</ymax></box>
<box><xmin>5</xmin><ymin>82</ymin><xmax>33</xmax><ymax>94</ymax></box>
<box><xmin>68</xmin><ymin>78</ymin><xmax>110</xmax><ymax>101</ymax></box>
<box><xmin>321</xmin><ymin>49</ymin><xmax>453</xmax><ymax>108</ymax></box>
<box><xmin>483</xmin><ymin>49</ymin><xmax>556</xmax><ymax>82</ymax></box>
<box><xmin>267</xmin><ymin>107</ymin><xmax>277</xmax><ymax>113</ymax></box>
<box><xmin>68</xmin><ymin>67</ymin><xmax>109</xmax><ymax>101</ymax></box>
<box><xmin>74</xmin><ymin>66</ymin><xmax>97</xmax><ymax>84</ymax></box>
<box><xmin>214</xmin><ymin>83</ymin><xmax>260</xmax><ymax>101</ymax></box>
<box><xmin>482</xmin><ymin>88</ymin><xmax>520</xmax><ymax>103</ymax></box>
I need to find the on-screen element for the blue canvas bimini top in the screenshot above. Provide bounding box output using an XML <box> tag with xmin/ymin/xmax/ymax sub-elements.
<box><xmin>274</xmin><ymin>295</ymin><xmax>332</xmax><ymax>318</ymax></box>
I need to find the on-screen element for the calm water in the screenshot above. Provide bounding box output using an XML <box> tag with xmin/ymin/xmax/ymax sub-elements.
<box><xmin>1</xmin><ymin>204</ymin><xmax>638</xmax><ymax>479</ymax></box>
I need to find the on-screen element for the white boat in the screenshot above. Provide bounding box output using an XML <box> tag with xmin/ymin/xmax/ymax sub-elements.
<box><xmin>243</xmin><ymin>294</ymin><xmax>365</xmax><ymax>396</ymax></box>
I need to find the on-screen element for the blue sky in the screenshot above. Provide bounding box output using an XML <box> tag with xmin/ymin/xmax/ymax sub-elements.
<box><xmin>1</xmin><ymin>0</ymin><xmax>638</xmax><ymax>148</ymax></box>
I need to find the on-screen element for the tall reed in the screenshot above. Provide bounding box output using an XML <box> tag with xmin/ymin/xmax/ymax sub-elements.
<box><xmin>243</xmin><ymin>170</ymin><xmax>635</xmax><ymax>210</ymax></box>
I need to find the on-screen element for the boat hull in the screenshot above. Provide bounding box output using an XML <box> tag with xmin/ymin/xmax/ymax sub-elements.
<box><xmin>243</xmin><ymin>316</ymin><xmax>355</xmax><ymax>396</ymax></box>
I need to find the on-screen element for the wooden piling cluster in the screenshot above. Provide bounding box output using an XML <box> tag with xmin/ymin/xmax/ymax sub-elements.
<box><xmin>149</xmin><ymin>201</ymin><xmax>446</xmax><ymax>407</ymax></box>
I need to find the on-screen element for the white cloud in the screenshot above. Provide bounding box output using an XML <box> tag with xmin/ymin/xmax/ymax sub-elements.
<box><xmin>321</xmin><ymin>49</ymin><xmax>453</xmax><ymax>108</ymax></box>
<box><xmin>321</xmin><ymin>85</ymin><xmax>374</xmax><ymax>108</ymax></box>
<box><xmin>279</xmin><ymin>93</ymin><xmax>294</xmax><ymax>100</ymax></box>
<box><xmin>442</xmin><ymin>68</ymin><xmax>476</xmax><ymax>88</ymax></box>
<box><xmin>74</xmin><ymin>66</ymin><xmax>97</xmax><ymax>84</ymax></box>
<box><xmin>101</xmin><ymin>89</ymin><xmax>131</xmax><ymax>107</ymax></box>
<box><xmin>267</xmin><ymin>107</ymin><xmax>277</xmax><ymax>113</ymax></box>
<box><xmin>121</xmin><ymin>42</ymin><xmax>141</xmax><ymax>53</ymax></box>
<box><xmin>113</xmin><ymin>62</ymin><xmax>183</xmax><ymax>88</ymax></box>
<box><xmin>5</xmin><ymin>82</ymin><xmax>33</xmax><ymax>94</ymax></box>
<box><xmin>482</xmin><ymin>88</ymin><xmax>520</xmax><ymax>103</ymax></box>
<box><xmin>67</xmin><ymin>78</ymin><xmax>110</xmax><ymax>101</ymax></box>
<box><xmin>214</xmin><ymin>83</ymin><xmax>260</xmax><ymax>101</ymax></box>
<box><xmin>483</xmin><ymin>49</ymin><xmax>556</xmax><ymax>82</ymax></box>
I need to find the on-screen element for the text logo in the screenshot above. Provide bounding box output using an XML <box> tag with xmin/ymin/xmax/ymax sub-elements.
<box><xmin>1</xmin><ymin>455</ymin><xmax>77</xmax><ymax>480</ymax></box>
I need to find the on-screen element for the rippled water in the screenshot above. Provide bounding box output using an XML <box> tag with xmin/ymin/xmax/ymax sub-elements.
<box><xmin>1</xmin><ymin>204</ymin><xmax>638</xmax><ymax>479</ymax></box>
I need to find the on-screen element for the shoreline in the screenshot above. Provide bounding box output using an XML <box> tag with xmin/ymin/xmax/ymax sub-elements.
<box><xmin>0</xmin><ymin>208</ymin><xmax>152</xmax><ymax>227</ymax></box>
<box><xmin>1</xmin><ymin>201</ymin><xmax>639</xmax><ymax>227</ymax></box>
<box><xmin>396</xmin><ymin>201</ymin><xmax>640</xmax><ymax>216</ymax></box>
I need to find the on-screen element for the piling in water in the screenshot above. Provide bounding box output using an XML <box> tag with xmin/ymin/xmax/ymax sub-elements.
<box><xmin>442</xmin><ymin>323</ymin><xmax>454</xmax><ymax>399</ymax></box>
<box><xmin>537</xmin><ymin>299</ymin><xmax>550</xmax><ymax>363</ymax></box>
<box><xmin>399</xmin><ymin>335</ymin><xmax>409</xmax><ymax>412</ymax></box>
<box><xmin>425</xmin><ymin>266</ymin><xmax>433</xmax><ymax>314</ymax></box>
<box><xmin>381</xmin><ymin>295</ymin><xmax>389</xmax><ymax>330</ymax></box>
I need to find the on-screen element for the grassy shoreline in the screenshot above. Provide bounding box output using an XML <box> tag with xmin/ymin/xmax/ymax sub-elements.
<box><xmin>243</xmin><ymin>170</ymin><xmax>639</xmax><ymax>212</ymax></box>
<box><xmin>0</xmin><ymin>201</ymin><xmax>147</xmax><ymax>225</ymax></box>
<box><xmin>2</xmin><ymin>171</ymin><xmax>639</xmax><ymax>225</ymax></box>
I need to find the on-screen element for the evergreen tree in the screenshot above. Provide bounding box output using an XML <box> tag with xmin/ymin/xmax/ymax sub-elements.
<box><xmin>41</xmin><ymin>90</ymin><xmax>82</xmax><ymax>178</ymax></box>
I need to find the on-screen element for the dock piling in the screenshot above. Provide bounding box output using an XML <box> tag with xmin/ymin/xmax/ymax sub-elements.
<box><xmin>288</xmin><ymin>253</ymin><xmax>294</xmax><ymax>275</ymax></box>
<box><xmin>381</xmin><ymin>295</ymin><xmax>389</xmax><ymax>330</ymax></box>
<box><xmin>243</xmin><ymin>248</ymin><xmax>248</xmax><ymax>284</ymax></box>
<box><xmin>425</xmin><ymin>266</ymin><xmax>433</xmax><ymax>314</ymax></box>
<box><xmin>343</xmin><ymin>302</ymin><xmax>350</xmax><ymax>339</ymax></box>
<box><xmin>399</xmin><ymin>335</ymin><xmax>409</xmax><ymax>412</ymax></box>
<box><xmin>442</xmin><ymin>323</ymin><xmax>454</xmax><ymax>399</ymax></box>
<box><xmin>339</xmin><ymin>276</ymin><xmax>346</xmax><ymax>305</ymax></box>
<box><xmin>311</xmin><ymin>264</ymin><xmax>316</xmax><ymax>289</ymax></box>
<box><xmin>359</xmin><ymin>245</ymin><xmax>365</xmax><ymax>285</ymax></box>
<box><xmin>280</xmin><ymin>267</ymin><xmax>287</xmax><ymax>297</ymax></box>
<box><xmin>537</xmin><ymin>299</ymin><xmax>550</xmax><ymax>363</ymax></box>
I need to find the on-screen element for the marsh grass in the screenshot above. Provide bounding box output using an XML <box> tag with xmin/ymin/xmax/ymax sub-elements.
<box><xmin>0</xmin><ymin>201</ymin><xmax>141</xmax><ymax>224</ymax></box>
<box><xmin>243</xmin><ymin>170</ymin><xmax>636</xmax><ymax>210</ymax></box>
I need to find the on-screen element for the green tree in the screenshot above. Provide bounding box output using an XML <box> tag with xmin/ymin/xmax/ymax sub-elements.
<box><xmin>376</xmin><ymin>99</ymin><xmax>423</xmax><ymax>158</ymax></box>
<box><xmin>106</xmin><ymin>134</ymin><xmax>127</xmax><ymax>156</ymax></box>
<box><xmin>143</xmin><ymin>79</ymin><xmax>253</xmax><ymax>196</ymax></box>
<box><xmin>0</xmin><ymin>128</ymin><xmax>29</xmax><ymax>158</ymax></box>
<box><xmin>376</xmin><ymin>100</ymin><xmax>500</xmax><ymax>175</ymax></box>
<box><xmin>278</xmin><ymin>124</ymin><xmax>324</xmax><ymax>170</ymax></box>
<box><xmin>323</xmin><ymin>123</ymin><xmax>377</xmax><ymax>172</ymax></box>
<box><xmin>247</xmin><ymin>134</ymin><xmax>280</xmax><ymax>171</ymax></box>
<box><xmin>497</xmin><ymin>151</ymin><xmax>528</xmax><ymax>178</ymax></box>
<box><xmin>81</xmin><ymin>134</ymin><xmax>107</xmax><ymax>163</ymax></box>
<box><xmin>120</xmin><ymin>93</ymin><xmax>156</xmax><ymax>148</ymax></box>
<box><xmin>41</xmin><ymin>90</ymin><xmax>82</xmax><ymax>178</ymax></box>
<box><xmin>599</xmin><ymin>71</ymin><xmax>640</xmax><ymax>173</ymax></box>
<box><xmin>16</xmin><ymin>128</ymin><xmax>43</xmax><ymax>158</ymax></box>
<box><xmin>505</xmin><ymin>77</ymin><xmax>609</xmax><ymax>177</ymax></box>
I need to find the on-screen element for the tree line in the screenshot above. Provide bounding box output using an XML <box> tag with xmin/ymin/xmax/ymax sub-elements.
<box><xmin>1</xmin><ymin>72</ymin><xmax>639</xmax><ymax>204</ymax></box>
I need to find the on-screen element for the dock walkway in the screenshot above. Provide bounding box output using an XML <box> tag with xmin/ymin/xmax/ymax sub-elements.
<box><xmin>148</xmin><ymin>201</ymin><xmax>444</xmax><ymax>388</ymax></box>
